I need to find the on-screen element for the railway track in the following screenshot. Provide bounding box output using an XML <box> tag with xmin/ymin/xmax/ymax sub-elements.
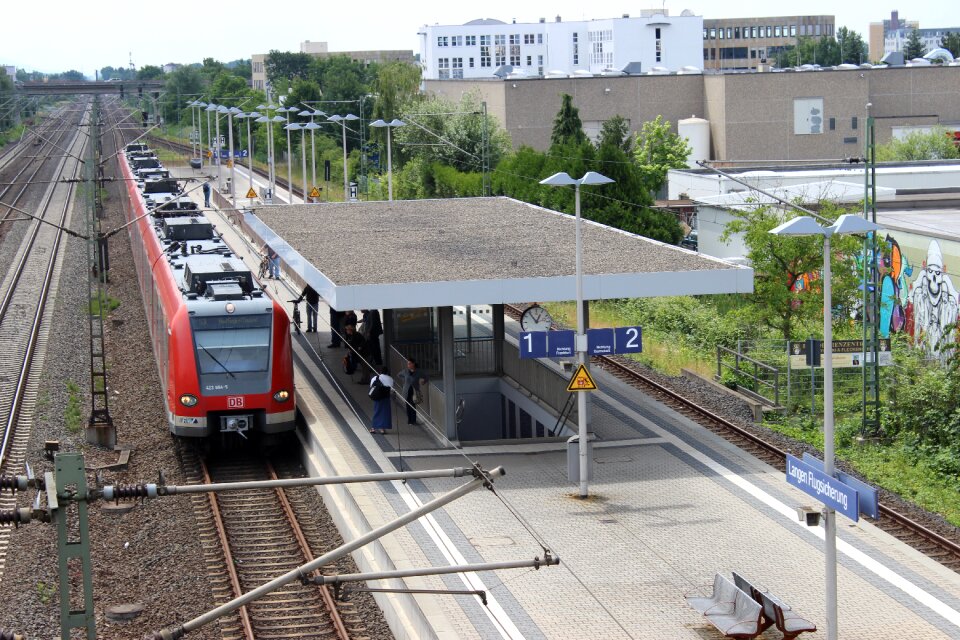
<box><xmin>0</xmin><ymin>101</ymin><xmax>88</xmax><ymax>580</ymax></box>
<box><xmin>503</xmin><ymin>303</ymin><xmax>960</xmax><ymax>573</ymax></box>
<box><xmin>177</xmin><ymin>446</ymin><xmax>355</xmax><ymax>640</ymax></box>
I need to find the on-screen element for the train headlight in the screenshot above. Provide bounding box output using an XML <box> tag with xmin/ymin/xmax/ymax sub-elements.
<box><xmin>225</xmin><ymin>303</ymin><xmax>236</xmax><ymax>314</ymax></box>
<box><xmin>273</xmin><ymin>390</ymin><xmax>290</xmax><ymax>402</ymax></box>
<box><xmin>179</xmin><ymin>394</ymin><xmax>198</xmax><ymax>407</ymax></box>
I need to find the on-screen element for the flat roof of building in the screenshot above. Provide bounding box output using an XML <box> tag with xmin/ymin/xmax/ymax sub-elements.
<box><xmin>246</xmin><ymin>196</ymin><xmax>752</xmax><ymax>310</ymax></box>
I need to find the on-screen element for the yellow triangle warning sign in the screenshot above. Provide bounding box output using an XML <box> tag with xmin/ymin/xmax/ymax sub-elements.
<box><xmin>566</xmin><ymin>364</ymin><xmax>598</xmax><ymax>392</ymax></box>
<box><xmin>245</xmin><ymin>187</ymin><xmax>257</xmax><ymax>199</ymax></box>
<box><xmin>309</xmin><ymin>186</ymin><xmax>321</xmax><ymax>198</ymax></box>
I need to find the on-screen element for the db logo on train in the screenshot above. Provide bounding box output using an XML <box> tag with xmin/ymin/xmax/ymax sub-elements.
<box><xmin>227</xmin><ymin>396</ymin><xmax>245</xmax><ymax>408</ymax></box>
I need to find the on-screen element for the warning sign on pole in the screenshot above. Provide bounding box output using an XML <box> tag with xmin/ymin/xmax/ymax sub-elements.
<box><xmin>566</xmin><ymin>364</ymin><xmax>598</xmax><ymax>392</ymax></box>
<box><xmin>309</xmin><ymin>186</ymin><xmax>321</xmax><ymax>198</ymax></box>
<box><xmin>245</xmin><ymin>187</ymin><xmax>257</xmax><ymax>199</ymax></box>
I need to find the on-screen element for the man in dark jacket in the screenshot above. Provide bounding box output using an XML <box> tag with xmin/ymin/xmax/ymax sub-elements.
<box><xmin>360</xmin><ymin>309</ymin><xmax>383</xmax><ymax>365</ymax></box>
<box><xmin>299</xmin><ymin>284</ymin><xmax>320</xmax><ymax>332</ymax></box>
<box><xmin>343</xmin><ymin>323</ymin><xmax>367</xmax><ymax>380</ymax></box>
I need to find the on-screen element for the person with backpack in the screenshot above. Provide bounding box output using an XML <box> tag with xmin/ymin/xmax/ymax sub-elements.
<box><xmin>369</xmin><ymin>366</ymin><xmax>394</xmax><ymax>434</ymax></box>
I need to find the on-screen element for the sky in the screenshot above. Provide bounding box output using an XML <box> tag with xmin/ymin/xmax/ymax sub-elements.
<box><xmin>3</xmin><ymin>0</ymin><xmax>957</xmax><ymax>75</ymax></box>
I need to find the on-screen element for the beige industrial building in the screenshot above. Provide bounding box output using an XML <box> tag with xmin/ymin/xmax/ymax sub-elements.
<box><xmin>701</xmin><ymin>15</ymin><xmax>835</xmax><ymax>71</ymax></box>
<box><xmin>252</xmin><ymin>42</ymin><xmax>415</xmax><ymax>92</ymax></box>
<box><xmin>425</xmin><ymin>65</ymin><xmax>960</xmax><ymax>163</ymax></box>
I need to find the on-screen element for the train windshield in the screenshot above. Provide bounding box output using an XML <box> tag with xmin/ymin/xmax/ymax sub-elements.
<box><xmin>191</xmin><ymin>313</ymin><xmax>272</xmax><ymax>375</ymax></box>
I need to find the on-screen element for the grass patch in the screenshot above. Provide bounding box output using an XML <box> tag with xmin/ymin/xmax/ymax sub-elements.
<box><xmin>90</xmin><ymin>291</ymin><xmax>120</xmax><ymax>315</ymax></box>
<box><xmin>65</xmin><ymin>381</ymin><xmax>83</xmax><ymax>433</ymax></box>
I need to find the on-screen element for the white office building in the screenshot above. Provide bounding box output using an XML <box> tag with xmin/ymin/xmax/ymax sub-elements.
<box><xmin>419</xmin><ymin>11</ymin><xmax>704</xmax><ymax>80</ymax></box>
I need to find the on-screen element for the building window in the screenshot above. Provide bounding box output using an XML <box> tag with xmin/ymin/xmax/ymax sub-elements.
<box><xmin>851</xmin><ymin>116</ymin><xmax>858</xmax><ymax>130</ymax></box>
<box><xmin>510</xmin><ymin>45</ymin><xmax>520</xmax><ymax>66</ymax></box>
<box><xmin>790</xmin><ymin>25</ymin><xmax>797</xmax><ymax>37</ymax></box>
<box><xmin>451</xmin><ymin>35</ymin><xmax>462</xmax><ymax>47</ymax></box>
<box><xmin>734</xmin><ymin>27</ymin><xmax>740</xmax><ymax>39</ymax></box>
<box><xmin>496</xmin><ymin>47</ymin><xmax>506</xmax><ymax>66</ymax></box>
<box><xmin>495</xmin><ymin>34</ymin><xmax>505</xmax><ymax>45</ymax></box>
<box><xmin>766</xmin><ymin>26</ymin><xmax>772</xmax><ymax>37</ymax></box>
<box><xmin>719</xmin><ymin>28</ymin><xmax>724</xmax><ymax>40</ymax></box>
<box><xmin>524</xmin><ymin>34</ymin><xmax>535</xmax><ymax>44</ymax></box>
<box><xmin>509</xmin><ymin>34</ymin><xmax>519</xmax><ymax>45</ymax></box>
<box><xmin>480</xmin><ymin>46</ymin><xmax>491</xmax><ymax>67</ymax></box>
<box><xmin>469</xmin><ymin>57</ymin><xmax>474</xmax><ymax>68</ymax></box>
<box><xmin>829</xmin><ymin>117</ymin><xmax>836</xmax><ymax>130</ymax></box>
<box><xmin>538</xmin><ymin>34</ymin><xmax>543</xmax><ymax>44</ymax></box>
<box><xmin>751</xmin><ymin>27</ymin><xmax>757</xmax><ymax>38</ymax></box>
<box><xmin>573</xmin><ymin>32</ymin><xmax>579</xmax><ymax>65</ymax></box>
<box><xmin>775</xmin><ymin>26</ymin><xmax>781</xmax><ymax>37</ymax></box>
<box><xmin>815</xmin><ymin>24</ymin><xmax>821</xmax><ymax>36</ymax></box>
<box><xmin>452</xmin><ymin>57</ymin><xmax>463</xmax><ymax>78</ymax></box>
<box><xmin>655</xmin><ymin>27</ymin><xmax>662</xmax><ymax>62</ymax></box>
<box><xmin>480</xmin><ymin>35</ymin><xmax>490</xmax><ymax>46</ymax></box>
<box><xmin>710</xmin><ymin>28</ymin><xmax>716</xmax><ymax>38</ymax></box>
<box><xmin>438</xmin><ymin>36</ymin><xmax>448</xmax><ymax>47</ymax></box>
<box><xmin>438</xmin><ymin>57</ymin><xmax>450</xmax><ymax>79</ymax></box>
<box><xmin>466</xmin><ymin>35</ymin><xmax>476</xmax><ymax>46</ymax></box>
<box><xmin>727</xmin><ymin>27</ymin><xmax>732</xmax><ymax>39</ymax></box>
<box><xmin>527</xmin><ymin>55</ymin><xmax>532</xmax><ymax>65</ymax></box>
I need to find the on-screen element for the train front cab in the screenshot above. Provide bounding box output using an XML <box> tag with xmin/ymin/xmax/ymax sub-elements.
<box><xmin>167</xmin><ymin>299</ymin><xmax>295</xmax><ymax>438</ymax></box>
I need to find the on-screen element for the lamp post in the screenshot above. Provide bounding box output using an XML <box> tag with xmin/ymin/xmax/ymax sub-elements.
<box><xmin>284</xmin><ymin>123</ymin><xmax>309</xmax><ymax>203</ymax></box>
<box><xmin>370</xmin><ymin>119</ymin><xmax>405</xmax><ymax>201</ymax></box>
<box><xmin>241</xmin><ymin>111</ymin><xmax>258</xmax><ymax>199</ymax></box>
<box><xmin>256</xmin><ymin>106</ymin><xmax>285</xmax><ymax>203</ymax></box>
<box><xmin>300</xmin><ymin>109</ymin><xmax>324</xmax><ymax>196</ymax></box>
<box><xmin>769</xmin><ymin>213</ymin><xmax>881</xmax><ymax>640</ymax></box>
<box><xmin>328</xmin><ymin>113</ymin><xmax>359</xmax><ymax>201</ymax></box>
<box><xmin>206</xmin><ymin>103</ymin><xmax>221</xmax><ymax>192</ymax></box>
<box><xmin>204</xmin><ymin>102</ymin><xmax>213</xmax><ymax>168</ymax></box>
<box><xmin>539</xmin><ymin>171</ymin><xmax>614</xmax><ymax>498</ymax></box>
<box><xmin>223</xmin><ymin>105</ymin><xmax>240</xmax><ymax>206</ymax></box>
<box><xmin>187</xmin><ymin>100</ymin><xmax>201</xmax><ymax>160</ymax></box>
<box><xmin>278</xmin><ymin>106</ymin><xmax>296</xmax><ymax>203</ymax></box>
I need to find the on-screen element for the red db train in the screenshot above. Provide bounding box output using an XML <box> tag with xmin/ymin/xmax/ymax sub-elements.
<box><xmin>119</xmin><ymin>143</ymin><xmax>295</xmax><ymax>438</ymax></box>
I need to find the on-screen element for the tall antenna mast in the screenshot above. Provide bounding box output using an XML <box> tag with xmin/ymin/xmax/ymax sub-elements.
<box><xmin>129</xmin><ymin>52</ymin><xmax>135</xmax><ymax>72</ymax></box>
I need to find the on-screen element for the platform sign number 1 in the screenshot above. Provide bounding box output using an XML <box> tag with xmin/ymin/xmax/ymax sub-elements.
<box><xmin>519</xmin><ymin>331</ymin><xmax>548</xmax><ymax>359</ymax></box>
<box><xmin>615</xmin><ymin>326</ymin><xmax>643</xmax><ymax>354</ymax></box>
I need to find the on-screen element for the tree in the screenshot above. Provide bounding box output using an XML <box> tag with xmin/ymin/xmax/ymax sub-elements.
<box><xmin>940</xmin><ymin>32</ymin><xmax>960</xmax><ymax>58</ymax></box>
<box><xmin>634</xmin><ymin>115</ymin><xmax>691</xmax><ymax>196</ymax></box>
<box><xmin>836</xmin><ymin>27</ymin><xmax>869</xmax><ymax>65</ymax></box>
<box><xmin>50</xmin><ymin>70</ymin><xmax>86</xmax><ymax>81</ymax></box>
<box><xmin>315</xmin><ymin>55</ymin><xmax>368</xmax><ymax>104</ymax></box>
<box><xmin>904</xmin><ymin>29</ymin><xmax>926</xmax><ymax>60</ymax></box>
<box><xmin>285</xmin><ymin>78</ymin><xmax>323</xmax><ymax>115</ymax></box>
<box><xmin>550</xmin><ymin>94</ymin><xmax>588</xmax><ymax>147</ymax></box>
<box><xmin>597</xmin><ymin>115</ymin><xmax>633</xmax><ymax>154</ymax></box>
<box><xmin>794</xmin><ymin>36</ymin><xmax>840</xmax><ymax>66</ymax></box>
<box><xmin>137</xmin><ymin>65</ymin><xmax>164</xmax><ymax>80</ymax></box>
<box><xmin>875</xmin><ymin>127</ymin><xmax>960</xmax><ymax>161</ymax></box>
<box><xmin>163</xmin><ymin>66</ymin><xmax>204</xmax><ymax>123</ymax></box>
<box><xmin>372</xmin><ymin>62</ymin><xmax>421</xmax><ymax>122</ymax></box>
<box><xmin>265</xmin><ymin>50</ymin><xmax>313</xmax><ymax>86</ymax></box>
<box><xmin>720</xmin><ymin>204</ymin><xmax>863</xmax><ymax>341</ymax></box>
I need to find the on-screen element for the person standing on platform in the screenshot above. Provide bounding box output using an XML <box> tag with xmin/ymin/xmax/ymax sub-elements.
<box><xmin>202</xmin><ymin>179</ymin><xmax>211</xmax><ymax>208</ymax></box>
<box><xmin>360</xmin><ymin>309</ymin><xmax>383</xmax><ymax>365</ymax></box>
<box><xmin>299</xmin><ymin>284</ymin><xmax>320</xmax><ymax>332</ymax></box>
<box><xmin>261</xmin><ymin>243</ymin><xmax>280</xmax><ymax>279</ymax></box>
<box><xmin>327</xmin><ymin>308</ymin><xmax>345</xmax><ymax>348</ymax></box>
<box><xmin>369</xmin><ymin>366</ymin><xmax>394</xmax><ymax>434</ymax></box>
<box><xmin>397</xmin><ymin>358</ymin><xmax>427</xmax><ymax>425</ymax></box>
<box><xmin>343</xmin><ymin>323</ymin><xmax>367</xmax><ymax>381</ymax></box>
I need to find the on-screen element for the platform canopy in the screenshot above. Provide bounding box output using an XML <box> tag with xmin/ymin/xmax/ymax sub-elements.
<box><xmin>245</xmin><ymin>196</ymin><xmax>753</xmax><ymax>310</ymax></box>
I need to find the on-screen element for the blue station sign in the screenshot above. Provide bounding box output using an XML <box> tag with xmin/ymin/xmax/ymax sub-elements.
<box><xmin>786</xmin><ymin>454</ymin><xmax>859</xmax><ymax>522</ymax></box>
<box><xmin>548</xmin><ymin>330</ymin><xmax>575</xmax><ymax>358</ymax></box>
<box><xmin>518</xmin><ymin>331</ymin><xmax>548</xmax><ymax>359</ymax></box>
<box><xmin>802</xmin><ymin>453</ymin><xmax>879</xmax><ymax>519</ymax></box>
<box><xmin>587</xmin><ymin>328</ymin><xmax>615</xmax><ymax>355</ymax></box>
<box><xmin>614</xmin><ymin>326</ymin><xmax>643</xmax><ymax>354</ymax></box>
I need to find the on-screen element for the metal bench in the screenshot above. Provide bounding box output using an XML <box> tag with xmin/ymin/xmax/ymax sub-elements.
<box><xmin>686</xmin><ymin>573</ymin><xmax>739</xmax><ymax>615</ymax></box>
<box><xmin>686</xmin><ymin>573</ymin><xmax>763</xmax><ymax>639</ymax></box>
<box><xmin>732</xmin><ymin>571</ymin><xmax>817</xmax><ymax>640</ymax></box>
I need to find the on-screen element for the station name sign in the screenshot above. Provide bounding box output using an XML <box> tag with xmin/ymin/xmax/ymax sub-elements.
<box><xmin>785</xmin><ymin>454</ymin><xmax>859</xmax><ymax>522</ymax></box>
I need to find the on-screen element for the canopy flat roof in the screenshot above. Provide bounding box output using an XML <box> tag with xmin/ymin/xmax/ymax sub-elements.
<box><xmin>246</xmin><ymin>196</ymin><xmax>752</xmax><ymax>310</ymax></box>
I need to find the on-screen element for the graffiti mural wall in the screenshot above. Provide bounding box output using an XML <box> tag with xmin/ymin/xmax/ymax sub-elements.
<box><xmin>879</xmin><ymin>230</ymin><xmax>960</xmax><ymax>358</ymax></box>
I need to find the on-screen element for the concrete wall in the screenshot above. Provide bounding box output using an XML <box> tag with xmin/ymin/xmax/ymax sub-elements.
<box><xmin>432</xmin><ymin>65</ymin><xmax>960</xmax><ymax>162</ymax></box>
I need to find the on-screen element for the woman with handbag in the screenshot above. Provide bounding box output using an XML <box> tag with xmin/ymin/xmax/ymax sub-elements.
<box><xmin>397</xmin><ymin>358</ymin><xmax>427</xmax><ymax>425</ymax></box>
<box><xmin>369</xmin><ymin>366</ymin><xmax>394</xmax><ymax>434</ymax></box>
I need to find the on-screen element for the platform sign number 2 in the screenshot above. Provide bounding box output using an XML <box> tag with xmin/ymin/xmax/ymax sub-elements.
<box><xmin>614</xmin><ymin>326</ymin><xmax>643</xmax><ymax>354</ymax></box>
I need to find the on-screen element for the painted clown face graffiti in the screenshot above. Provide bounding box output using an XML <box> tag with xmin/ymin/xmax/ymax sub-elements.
<box><xmin>910</xmin><ymin>240</ymin><xmax>960</xmax><ymax>358</ymax></box>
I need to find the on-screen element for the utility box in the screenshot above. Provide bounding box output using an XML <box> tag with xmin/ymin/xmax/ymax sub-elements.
<box><xmin>567</xmin><ymin>434</ymin><xmax>595</xmax><ymax>483</ymax></box>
